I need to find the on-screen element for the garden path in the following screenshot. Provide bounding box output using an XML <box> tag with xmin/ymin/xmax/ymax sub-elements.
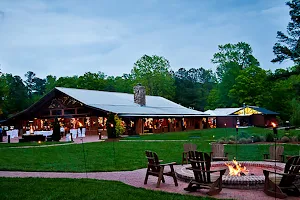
<box><xmin>0</xmin><ymin>167</ymin><xmax>298</xmax><ymax>200</ymax></box>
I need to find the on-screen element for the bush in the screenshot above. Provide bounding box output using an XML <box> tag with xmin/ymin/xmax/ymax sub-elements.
<box><xmin>260</xmin><ymin>136</ymin><xmax>266</xmax><ymax>142</ymax></box>
<box><xmin>252</xmin><ymin>135</ymin><xmax>262</xmax><ymax>142</ymax></box>
<box><xmin>228</xmin><ymin>140</ymin><xmax>235</xmax><ymax>144</ymax></box>
<box><xmin>217</xmin><ymin>137</ymin><xmax>227</xmax><ymax>144</ymax></box>
<box><xmin>114</xmin><ymin>115</ymin><xmax>125</xmax><ymax>137</ymax></box>
<box><xmin>281</xmin><ymin>136</ymin><xmax>290</xmax><ymax>143</ymax></box>
<box><xmin>246</xmin><ymin>138</ymin><xmax>252</xmax><ymax>143</ymax></box>
<box><xmin>265</xmin><ymin>132</ymin><xmax>274</xmax><ymax>142</ymax></box>
<box><xmin>228</xmin><ymin>135</ymin><xmax>236</xmax><ymax>142</ymax></box>
<box><xmin>238</xmin><ymin>138</ymin><xmax>248</xmax><ymax>144</ymax></box>
<box><xmin>291</xmin><ymin>136</ymin><xmax>298</xmax><ymax>142</ymax></box>
<box><xmin>298</xmin><ymin>134</ymin><xmax>300</xmax><ymax>141</ymax></box>
<box><xmin>237</xmin><ymin>131</ymin><xmax>250</xmax><ymax>139</ymax></box>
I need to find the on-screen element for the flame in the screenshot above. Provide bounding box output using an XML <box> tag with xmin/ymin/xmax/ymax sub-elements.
<box><xmin>225</xmin><ymin>160</ymin><xmax>249</xmax><ymax>176</ymax></box>
<box><xmin>271</xmin><ymin>122</ymin><xmax>277</xmax><ymax>128</ymax></box>
<box><xmin>78</xmin><ymin>122</ymin><xmax>83</xmax><ymax>127</ymax></box>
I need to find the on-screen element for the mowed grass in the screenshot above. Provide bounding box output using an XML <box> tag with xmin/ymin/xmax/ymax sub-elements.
<box><xmin>0</xmin><ymin>141</ymin><xmax>69</xmax><ymax>148</ymax></box>
<box><xmin>0</xmin><ymin>128</ymin><xmax>299</xmax><ymax>172</ymax></box>
<box><xmin>0</xmin><ymin>178</ymin><xmax>218</xmax><ymax>200</ymax></box>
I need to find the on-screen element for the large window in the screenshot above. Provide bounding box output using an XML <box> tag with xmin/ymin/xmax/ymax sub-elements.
<box><xmin>77</xmin><ymin>108</ymin><xmax>89</xmax><ymax>114</ymax></box>
<box><xmin>51</xmin><ymin>109</ymin><xmax>62</xmax><ymax>116</ymax></box>
<box><xmin>64</xmin><ymin>109</ymin><xmax>75</xmax><ymax>115</ymax></box>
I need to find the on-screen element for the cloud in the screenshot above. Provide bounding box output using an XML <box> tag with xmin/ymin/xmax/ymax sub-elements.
<box><xmin>0</xmin><ymin>0</ymin><xmax>293</xmax><ymax>79</ymax></box>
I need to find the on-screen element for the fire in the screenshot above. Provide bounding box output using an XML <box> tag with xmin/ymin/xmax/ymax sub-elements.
<box><xmin>271</xmin><ymin>122</ymin><xmax>277</xmax><ymax>128</ymax></box>
<box><xmin>78</xmin><ymin>122</ymin><xmax>83</xmax><ymax>127</ymax></box>
<box><xmin>225</xmin><ymin>160</ymin><xmax>249</xmax><ymax>176</ymax></box>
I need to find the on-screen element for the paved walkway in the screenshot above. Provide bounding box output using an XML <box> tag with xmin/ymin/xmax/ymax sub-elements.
<box><xmin>0</xmin><ymin>168</ymin><xmax>298</xmax><ymax>200</ymax></box>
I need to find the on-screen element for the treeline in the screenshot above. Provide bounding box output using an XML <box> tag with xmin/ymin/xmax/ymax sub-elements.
<box><xmin>0</xmin><ymin>0</ymin><xmax>300</xmax><ymax>126</ymax></box>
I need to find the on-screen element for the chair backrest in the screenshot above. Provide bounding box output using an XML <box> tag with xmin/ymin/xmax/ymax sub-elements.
<box><xmin>145</xmin><ymin>150</ymin><xmax>160</xmax><ymax>172</ymax></box>
<box><xmin>212</xmin><ymin>143</ymin><xmax>225</xmax><ymax>157</ymax></box>
<box><xmin>269</xmin><ymin>145</ymin><xmax>284</xmax><ymax>160</ymax></box>
<box><xmin>188</xmin><ymin>151</ymin><xmax>212</xmax><ymax>183</ymax></box>
<box><xmin>280</xmin><ymin>156</ymin><xmax>300</xmax><ymax>186</ymax></box>
<box><xmin>183</xmin><ymin>143</ymin><xmax>197</xmax><ymax>152</ymax></box>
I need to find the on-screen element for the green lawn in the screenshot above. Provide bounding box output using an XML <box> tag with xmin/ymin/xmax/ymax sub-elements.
<box><xmin>0</xmin><ymin>128</ymin><xmax>299</xmax><ymax>172</ymax></box>
<box><xmin>0</xmin><ymin>141</ymin><xmax>69</xmax><ymax>148</ymax></box>
<box><xmin>0</xmin><ymin>178</ymin><xmax>218</xmax><ymax>200</ymax></box>
<box><xmin>124</xmin><ymin>127</ymin><xmax>300</xmax><ymax>141</ymax></box>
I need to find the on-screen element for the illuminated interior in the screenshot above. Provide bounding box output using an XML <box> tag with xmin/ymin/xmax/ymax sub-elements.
<box><xmin>234</xmin><ymin>107</ymin><xmax>261</xmax><ymax>115</ymax></box>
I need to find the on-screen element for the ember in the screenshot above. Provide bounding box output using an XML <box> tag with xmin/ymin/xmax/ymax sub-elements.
<box><xmin>225</xmin><ymin>160</ymin><xmax>249</xmax><ymax>176</ymax></box>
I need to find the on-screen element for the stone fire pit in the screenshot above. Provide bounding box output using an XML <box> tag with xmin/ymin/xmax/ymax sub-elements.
<box><xmin>175</xmin><ymin>161</ymin><xmax>285</xmax><ymax>189</ymax></box>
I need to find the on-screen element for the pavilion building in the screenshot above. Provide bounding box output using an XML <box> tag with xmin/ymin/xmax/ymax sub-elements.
<box><xmin>5</xmin><ymin>85</ymin><xmax>205</xmax><ymax>136</ymax></box>
<box><xmin>203</xmin><ymin>106</ymin><xmax>279</xmax><ymax>128</ymax></box>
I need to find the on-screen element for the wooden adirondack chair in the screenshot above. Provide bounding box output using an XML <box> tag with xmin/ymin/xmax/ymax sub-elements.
<box><xmin>210</xmin><ymin>143</ymin><xmax>228</xmax><ymax>161</ymax></box>
<box><xmin>182</xmin><ymin>143</ymin><xmax>197</xmax><ymax>165</ymax></box>
<box><xmin>263</xmin><ymin>145</ymin><xmax>284</xmax><ymax>163</ymax></box>
<box><xmin>144</xmin><ymin>150</ymin><xmax>178</xmax><ymax>188</ymax></box>
<box><xmin>184</xmin><ymin>151</ymin><xmax>226</xmax><ymax>196</ymax></box>
<box><xmin>263</xmin><ymin>156</ymin><xmax>300</xmax><ymax>199</ymax></box>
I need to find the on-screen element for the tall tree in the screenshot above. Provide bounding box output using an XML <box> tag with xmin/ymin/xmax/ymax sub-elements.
<box><xmin>3</xmin><ymin>74</ymin><xmax>29</xmax><ymax>117</ymax></box>
<box><xmin>132</xmin><ymin>55</ymin><xmax>175</xmax><ymax>100</ymax></box>
<box><xmin>272</xmin><ymin>0</ymin><xmax>300</xmax><ymax>63</ymax></box>
<box><xmin>45</xmin><ymin>75</ymin><xmax>57</xmax><ymax>93</ymax></box>
<box><xmin>229</xmin><ymin>65</ymin><xmax>270</xmax><ymax>106</ymax></box>
<box><xmin>175</xmin><ymin>67</ymin><xmax>216</xmax><ymax>110</ymax></box>
<box><xmin>24</xmin><ymin>71</ymin><xmax>36</xmax><ymax>100</ymax></box>
<box><xmin>212</xmin><ymin>42</ymin><xmax>259</xmax><ymax>80</ymax></box>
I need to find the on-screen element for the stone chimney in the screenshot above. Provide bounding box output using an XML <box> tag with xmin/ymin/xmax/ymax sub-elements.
<box><xmin>133</xmin><ymin>84</ymin><xmax>146</xmax><ymax>106</ymax></box>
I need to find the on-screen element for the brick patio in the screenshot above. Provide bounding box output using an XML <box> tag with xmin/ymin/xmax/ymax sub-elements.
<box><xmin>0</xmin><ymin>167</ymin><xmax>299</xmax><ymax>200</ymax></box>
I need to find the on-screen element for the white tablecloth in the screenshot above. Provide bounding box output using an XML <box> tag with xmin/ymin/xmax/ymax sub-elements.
<box><xmin>70</xmin><ymin>129</ymin><xmax>77</xmax><ymax>139</ymax></box>
<box><xmin>65</xmin><ymin>133</ymin><xmax>71</xmax><ymax>142</ymax></box>
<box><xmin>34</xmin><ymin>131</ymin><xmax>53</xmax><ymax>137</ymax></box>
<box><xmin>6</xmin><ymin>130</ymin><xmax>19</xmax><ymax>138</ymax></box>
<box><xmin>77</xmin><ymin>128</ymin><xmax>86</xmax><ymax>138</ymax></box>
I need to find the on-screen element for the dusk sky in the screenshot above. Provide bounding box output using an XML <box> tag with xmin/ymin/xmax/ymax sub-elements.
<box><xmin>0</xmin><ymin>0</ymin><xmax>293</xmax><ymax>79</ymax></box>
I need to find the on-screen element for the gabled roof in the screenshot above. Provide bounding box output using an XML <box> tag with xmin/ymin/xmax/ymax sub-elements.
<box><xmin>56</xmin><ymin>87</ymin><xmax>204</xmax><ymax>117</ymax></box>
<box><xmin>204</xmin><ymin>108</ymin><xmax>242</xmax><ymax>116</ymax></box>
<box><xmin>247</xmin><ymin>106</ymin><xmax>279</xmax><ymax>115</ymax></box>
<box><xmin>204</xmin><ymin>106</ymin><xmax>278</xmax><ymax>116</ymax></box>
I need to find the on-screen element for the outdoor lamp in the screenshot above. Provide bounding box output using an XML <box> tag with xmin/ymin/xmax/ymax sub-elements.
<box><xmin>236</xmin><ymin>125</ymin><xmax>238</xmax><ymax>134</ymax></box>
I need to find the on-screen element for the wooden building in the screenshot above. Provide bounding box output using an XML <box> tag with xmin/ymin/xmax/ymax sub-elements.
<box><xmin>203</xmin><ymin>106</ymin><xmax>279</xmax><ymax>128</ymax></box>
<box><xmin>5</xmin><ymin>86</ymin><xmax>205</xmax><ymax>136</ymax></box>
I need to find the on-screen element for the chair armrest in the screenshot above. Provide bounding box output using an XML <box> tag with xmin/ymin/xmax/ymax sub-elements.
<box><xmin>189</xmin><ymin>159</ymin><xmax>207</xmax><ymax>163</ymax></box>
<box><xmin>263</xmin><ymin>169</ymin><xmax>298</xmax><ymax>177</ymax></box>
<box><xmin>160</xmin><ymin>162</ymin><xmax>176</xmax><ymax>166</ymax></box>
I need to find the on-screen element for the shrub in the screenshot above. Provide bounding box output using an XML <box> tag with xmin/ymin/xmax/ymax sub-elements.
<box><xmin>298</xmin><ymin>133</ymin><xmax>300</xmax><ymax>141</ymax></box>
<box><xmin>252</xmin><ymin>135</ymin><xmax>262</xmax><ymax>143</ymax></box>
<box><xmin>218</xmin><ymin>137</ymin><xmax>227</xmax><ymax>144</ymax></box>
<box><xmin>228</xmin><ymin>140</ymin><xmax>235</xmax><ymax>144</ymax></box>
<box><xmin>265</xmin><ymin>132</ymin><xmax>274</xmax><ymax>142</ymax></box>
<box><xmin>228</xmin><ymin>135</ymin><xmax>236</xmax><ymax>142</ymax></box>
<box><xmin>237</xmin><ymin>131</ymin><xmax>250</xmax><ymax>139</ymax></box>
<box><xmin>238</xmin><ymin>138</ymin><xmax>248</xmax><ymax>144</ymax></box>
<box><xmin>291</xmin><ymin>136</ymin><xmax>298</xmax><ymax>142</ymax></box>
<box><xmin>260</xmin><ymin>136</ymin><xmax>266</xmax><ymax>142</ymax></box>
<box><xmin>281</xmin><ymin>136</ymin><xmax>290</xmax><ymax>143</ymax></box>
<box><xmin>246</xmin><ymin>138</ymin><xmax>252</xmax><ymax>143</ymax></box>
<box><xmin>114</xmin><ymin>115</ymin><xmax>125</xmax><ymax>137</ymax></box>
